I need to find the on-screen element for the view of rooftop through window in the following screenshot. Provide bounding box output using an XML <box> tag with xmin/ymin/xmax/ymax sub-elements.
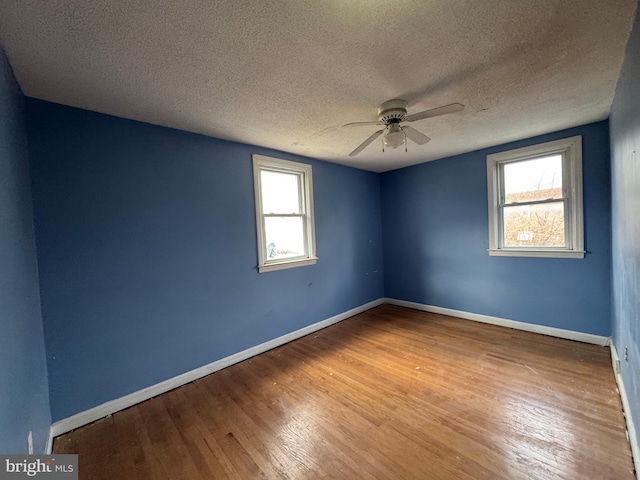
<box><xmin>504</xmin><ymin>155</ymin><xmax>563</xmax><ymax>201</ymax></box>
<box><xmin>502</xmin><ymin>155</ymin><xmax>565</xmax><ymax>247</ymax></box>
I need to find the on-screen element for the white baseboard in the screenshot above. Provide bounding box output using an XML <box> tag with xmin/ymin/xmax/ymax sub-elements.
<box><xmin>47</xmin><ymin>297</ymin><xmax>613</xmax><ymax>446</ymax></box>
<box><xmin>611</xmin><ymin>344</ymin><xmax>639</xmax><ymax>475</ymax></box>
<box><xmin>44</xmin><ymin>427</ymin><xmax>53</xmax><ymax>454</ymax></box>
<box><xmin>49</xmin><ymin>298</ymin><xmax>385</xmax><ymax>439</ymax></box>
<box><xmin>384</xmin><ymin>298</ymin><xmax>610</xmax><ymax>346</ymax></box>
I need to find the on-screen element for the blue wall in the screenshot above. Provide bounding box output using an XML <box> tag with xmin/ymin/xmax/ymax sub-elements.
<box><xmin>610</xmin><ymin>7</ymin><xmax>640</xmax><ymax>454</ymax></box>
<box><xmin>17</xmin><ymin>98</ymin><xmax>619</xmax><ymax>426</ymax></box>
<box><xmin>26</xmin><ymin>100</ymin><xmax>384</xmax><ymax>421</ymax></box>
<box><xmin>12</xmin><ymin>46</ymin><xmax>627</xmax><ymax>429</ymax></box>
<box><xmin>0</xmin><ymin>47</ymin><xmax>51</xmax><ymax>453</ymax></box>
<box><xmin>381</xmin><ymin>122</ymin><xmax>612</xmax><ymax>336</ymax></box>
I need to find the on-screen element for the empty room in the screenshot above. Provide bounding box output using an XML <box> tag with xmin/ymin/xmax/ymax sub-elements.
<box><xmin>1</xmin><ymin>1</ymin><xmax>639</xmax><ymax>479</ymax></box>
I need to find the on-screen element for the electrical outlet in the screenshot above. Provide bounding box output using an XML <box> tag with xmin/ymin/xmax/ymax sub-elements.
<box><xmin>27</xmin><ymin>431</ymin><xmax>33</xmax><ymax>455</ymax></box>
<box><xmin>625</xmin><ymin>347</ymin><xmax>629</xmax><ymax>362</ymax></box>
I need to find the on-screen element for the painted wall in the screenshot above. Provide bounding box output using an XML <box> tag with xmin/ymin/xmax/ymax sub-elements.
<box><xmin>26</xmin><ymin>100</ymin><xmax>384</xmax><ymax>422</ymax></box>
<box><xmin>610</xmin><ymin>6</ymin><xmax>640</xmax><ymax>454</ymax></box>
<box><xmin>381</xmin><ymin>122</ymin><xmax>612</xmax><ymax>336</ymax></box>
<box><xmin>0</xmin><ymin>47</ymin><xmax>51</xmax><ymax>453</ymax></box>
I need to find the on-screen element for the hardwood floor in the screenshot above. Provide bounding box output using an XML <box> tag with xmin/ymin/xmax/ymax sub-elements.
<box><xmin>53</xmin><ymin>305</ymin><xmax>636</xmax><ymax>479</ymax></box>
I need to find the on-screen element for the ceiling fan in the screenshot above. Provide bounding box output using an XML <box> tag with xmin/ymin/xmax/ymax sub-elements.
<box><xmin>344</xmin><ymin>99</ymin><xmax>464</xmax><ymax>157</ymax></box>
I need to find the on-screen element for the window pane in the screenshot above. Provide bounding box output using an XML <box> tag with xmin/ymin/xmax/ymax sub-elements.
<box><xmin>264</xmin><ymin>216</ymin><xmax>306</xmax><ymax>260</ymax></box>
<box><xmin>260</xmin><ymin>170</ymin><xmax>301</xmax><ymax>214</ymax></box>
<box><xmin>503</xmin><ymin>202</ymin><xmax>565</xmax><ymax>247</ymax></box>
<box><xmin>504</xmin><ymin>155</ymin><xmax>563</xmax><ymax>203</ymax></box>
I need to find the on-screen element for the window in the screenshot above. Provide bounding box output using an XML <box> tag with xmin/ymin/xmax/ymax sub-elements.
<box><xmin>486</xmin><ymin>135</ymin><xmax>584</xmax><ymax>258</ymax></box>
<box><xmin>253</xmin><ymin>154</ymin><xmax>317</xmax><ymax>272</ymax></box>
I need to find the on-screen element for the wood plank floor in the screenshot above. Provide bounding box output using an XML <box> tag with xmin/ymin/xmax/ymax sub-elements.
<box><xmin>53</xmin><ymin>305</ymin><xmax>636</xmax><ymax>479</ymax></box>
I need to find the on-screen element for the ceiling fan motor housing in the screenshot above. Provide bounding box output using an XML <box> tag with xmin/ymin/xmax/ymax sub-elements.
<box><xmin>378</xmin><ymin>99</ymin><xmax>408</xmax><ymax>124</ymax></box>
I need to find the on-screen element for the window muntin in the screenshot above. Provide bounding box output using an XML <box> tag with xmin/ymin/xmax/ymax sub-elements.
<box><xmin>253</xmin><ymin>155</ymin><xmax>317</xmax><ymax>272</ymax></box>
<box><xmin>487</xmin><ymin>136</ymin><xmax>584</xmax><ymax>258</ymax></box>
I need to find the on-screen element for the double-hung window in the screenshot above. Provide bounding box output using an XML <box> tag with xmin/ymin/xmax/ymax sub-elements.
<box><xmin>486</xmin><ymin>135</ymin><xmax>584</xmax><ymax>258</ymax></box>
<box><xmin>253</xmin><ymin>154</ymin><xmax>317</xmax><ymax>272</ymax></box>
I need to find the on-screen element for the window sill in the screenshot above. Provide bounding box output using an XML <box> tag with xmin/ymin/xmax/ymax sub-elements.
<box><xmin>258</xmin><ymin>257</ymin><xmax>318</xmax><ymax>273</ymax></box>
<box><xmin>488</xmin><ymin>249</ymin><xmax>585</xmax><ymax>259</ymax></box>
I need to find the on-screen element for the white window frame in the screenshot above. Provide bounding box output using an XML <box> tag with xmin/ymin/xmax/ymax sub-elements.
<box><xmin>486</xmin><ymin>135</ymin><xmax>584</xmax><ymax>259</ymax></box>
<box><xmin>253</xmin><ymin>154</ymin><xmax>317</xmax><ymax>272</ymax></box>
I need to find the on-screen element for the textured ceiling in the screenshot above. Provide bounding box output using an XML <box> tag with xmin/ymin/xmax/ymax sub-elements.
<box><xmin>0</xmin><ymin>1</ymin><xmax>637</xmax><ymax>172</ymax></box>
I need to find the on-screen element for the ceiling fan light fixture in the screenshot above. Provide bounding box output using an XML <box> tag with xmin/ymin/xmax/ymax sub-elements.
<box><xmin>383</xmin><ymin>123</ymin><xmax>405</xmax><ymax>149</ymax></box>
<box><xmin>345</xmin><ymin>100</ymin><xmax>463</xmax><ymax>156</ymax></box>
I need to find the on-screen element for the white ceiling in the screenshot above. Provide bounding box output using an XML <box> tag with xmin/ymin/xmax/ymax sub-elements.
<box><xmin>0</xmin><ymin>1</ymin><xmax>637</xmax><ymax>172</ymax></box>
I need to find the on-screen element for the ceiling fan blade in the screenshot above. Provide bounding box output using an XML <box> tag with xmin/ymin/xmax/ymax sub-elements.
<box><xmin>348</xmin><ymin>130</ymin><xmax>384</xmax><ymax>157</ymax></box>
<box><xmin>402</xmin><ymin>126</ymin><xmax>431</xmax><ymax>145</ymax></box>
<box><xmin>343</xmin><ymin>121</ymin><xmax>383</xmax><ymax>127</ymax></box>
<box><xmin>405</xmin><ymin>103</ymin><xmax>465</xmax><ymax>122</ymax></box>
